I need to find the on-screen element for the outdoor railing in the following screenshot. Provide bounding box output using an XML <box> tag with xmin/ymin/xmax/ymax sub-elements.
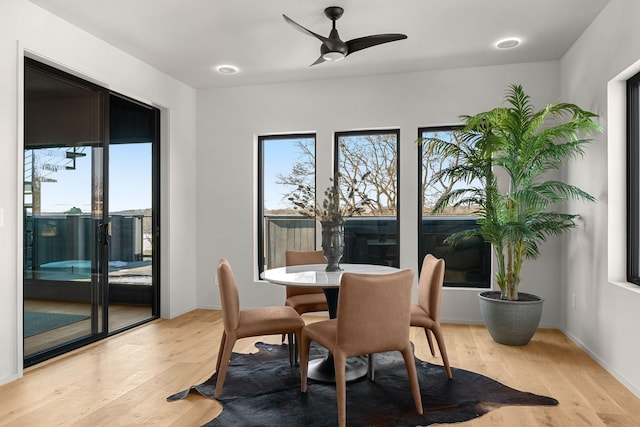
<box><xmin>264</xmin><ymin>215</ymin><xmax>490</xmax><ymax>288</ymax></box>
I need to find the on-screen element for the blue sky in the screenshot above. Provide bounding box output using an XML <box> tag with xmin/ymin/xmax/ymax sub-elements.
<box><xmin>263</xmin><ymin>137</ymin><xmax>313</xmax><ymax>210</ymax></box>
<box><xmin>33</xmin><ymin>143</ymin><xmax>151</xmax><ymax>214</ymax></box>
<box><xmin>33</xmin><ymin>138</ymin><xmax>302</xmax><ymax>214</ymax></box>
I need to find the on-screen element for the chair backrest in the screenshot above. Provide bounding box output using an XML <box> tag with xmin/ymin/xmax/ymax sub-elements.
<box><xmin>286</xmin><ymin>250</ymin><xmax>325</xmax><ymax>266</ymax></box>
<box><xmin>336</xmin><ymin>269</ymin><xmax>414</xmax><ymax>355</ymax></box>
<box><xmin>418</xmin><ymin>254</ymin><xmax>445</xmax><ymax>321</ymax></box>
<box><xmin>217</xmin><ymin>258</ymin><xmax>240</xmax><ymax>332</ymax></box>
<box><xmin>285</xmin><ymin>250</ymin><xmax>326</xmax><ymax>297</ymax></box>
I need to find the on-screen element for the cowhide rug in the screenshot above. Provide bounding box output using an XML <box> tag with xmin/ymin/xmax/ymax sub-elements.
<box><xmin>168</xmin><ymin>342</ymin><xmax>557</xmax><ymax>426</ymax></box>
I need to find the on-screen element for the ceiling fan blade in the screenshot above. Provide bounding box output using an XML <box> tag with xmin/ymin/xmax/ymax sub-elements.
<box><xmin>283</xmin><ymin>14</ymin><xmax>329</xmax><ymax>44</ymax></box>
<box><xmin>309</xmin><ymin>56</ymin><xmax>326</xmax><ymax>67</ymax></box>
<box><xmin>346</xmin><ymin>34</ymin><xmax>408</xmax><ymax>56</ymax></box>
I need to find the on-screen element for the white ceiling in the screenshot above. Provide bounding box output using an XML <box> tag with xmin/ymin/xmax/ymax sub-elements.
<box><xmin>28</xmin><ymin>0</ymin><xmax>609</xmax><ymax>89</ymax></box>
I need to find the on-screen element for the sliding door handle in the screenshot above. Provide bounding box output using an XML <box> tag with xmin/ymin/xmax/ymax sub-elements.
<box><xmin>98</xmin><ymin>221</ymin><xmax>111</xmax><ymax>246</ymax></box>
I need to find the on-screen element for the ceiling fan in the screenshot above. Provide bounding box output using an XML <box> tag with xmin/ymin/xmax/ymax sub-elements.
<box><xmin>283</xmin><ymin>6</ymin><xmax>407</xmax><ymax>66</ymax></box>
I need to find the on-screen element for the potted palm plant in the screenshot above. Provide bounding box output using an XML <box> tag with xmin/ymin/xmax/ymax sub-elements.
<box><xmin>424</xmin><ymin>84</ymin><xmax>601</xmax><ymax>345</ymax></box>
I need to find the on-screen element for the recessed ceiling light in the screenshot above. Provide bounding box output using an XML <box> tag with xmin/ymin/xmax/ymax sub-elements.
<box><xmin>496</xmin><ymin>38</ymin><xmax>521</xmax><ymax>49</ymax></box>
<box><xmin>216</xmin><ymin>65</ymin><xmax>239</xmax><ymax>74</ymax></box>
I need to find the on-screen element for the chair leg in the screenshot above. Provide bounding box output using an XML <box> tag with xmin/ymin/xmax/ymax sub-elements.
<box><xmin>423</xmin><ymin>328</ymin><xmax>435</xmax><ymax>356</ymax></box>
<box><xmin>287</xmin><ymin>333</ymin><xmax>294</xmax><ymax>366</ymax></box>
<box><xmin>215</xmin><ymin>331</ymin><xmax>227</xmax><ymax>372</ymax></box>
<box><xmin>214</xmin><ymin>334</ymin><xmax>237</xmax><ymax>399</ymax></box>
<box><xmin>333</xmin><ymin>351</ymin><xmax>348</xmax><ymax>427</ymax></box>
<box><xmin>367</xmin><ymin>353</ymin><xmax>375</xmax><ymax>381</ymax></box>
<box><xmin>432</xmin><ymin>324</ymin><xmax>453</xmax><ymax>379</ymax></box>
<box><xmin>299</xmin><ymin>332</ymin><xmax>310</xmax><ymax>393</ymax></box>
<box><xmin>400</xmin><ymin>344</ymin><xmax>423</xmax><ymax>415</ymax></box>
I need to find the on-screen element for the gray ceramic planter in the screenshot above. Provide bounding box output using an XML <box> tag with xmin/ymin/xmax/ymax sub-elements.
<box><xmin>478</xmin><ymin>291</ymin><xmax>544</xmax><ymax>346</ymax></box>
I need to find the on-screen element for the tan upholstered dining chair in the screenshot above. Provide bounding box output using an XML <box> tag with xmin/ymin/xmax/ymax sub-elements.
<box><xmin>284</xmin><ymin>250</ymin><xmax>329</xmax><ymax>315</ymax></box>
<box><xmin>214</xmin><ymin>258</ymin><xmax>305</xmax><ymax>399</ymax></box>
<box><xmin>282</xmin><ymin>250</ymin><xmax>329</xmax><ymax>354</ymax></box>
<box><xmin>411</xmin><ymin>254</ymin><xmax>452</xmax><ymax>379</ymax></box>
<box><xmin>299</xmin><ymin>269</ymin><xmax>423</xmax><ymax>427</ymax></box>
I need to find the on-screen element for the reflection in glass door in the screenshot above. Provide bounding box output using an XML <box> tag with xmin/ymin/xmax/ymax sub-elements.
<box><xmin>23</xmin><ymin>61</ymin><xmax>106</xmax><ymax>362</ymax></box>
<box><xmin>107</xmin><ymin>95</ymin><xmax>158</xmax><ymax>331</ymax></box>
<box><xmin>23</xmin><ymin>58</ymin><xmax>159</xmax><ymax>366</ymax></box>
<box><xmin>24</xmin><ymin>145</ymin><xmax>105</xmax><ymax>351</ymax></box>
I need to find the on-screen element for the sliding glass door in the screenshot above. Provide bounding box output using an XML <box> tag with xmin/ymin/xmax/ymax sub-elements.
<box><xmin>107</xmin><ymin>95</ymin><xmax>159</xmax><ymax>332</ymax></box>
<box><xmin>23</xmin><ymin>58</ymin><xmax>159</xmax><ymax>366</ymax></box>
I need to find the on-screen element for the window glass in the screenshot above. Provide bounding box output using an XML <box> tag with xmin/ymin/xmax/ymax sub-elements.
<box><xmin>419</xmin><ymin>127</ymin><xmax>490</xmax><ymax>288</ymax></box>
<box><xmin>258</xmin><ymin>135</ymin><xmax>316</xmax><ymax>272</ymax></box>
<box><xmin>627</xmin><ymin>72</ymin><xmax>640</xmax><ymax>286</ymax></box>
<box><xmin>336</xmin><ymin>130</ymin><xmax>399</xmax><ymax>267</ymax></box>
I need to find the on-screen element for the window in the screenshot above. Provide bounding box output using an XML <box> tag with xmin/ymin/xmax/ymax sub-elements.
<box><xmin>335</xmin><ymin>130</ymin><xmax>399</xmax><ymax>267</ymax></box>
<box><xmin>627</xmin><ymin>72</ymin><xmax>640</xmax><ymax>286</ymax></box>
<box><xmin>258</xmin><ymin>134</ymin><xmax>316</xmax><ymax>273</ymax></box>
<box><xmin>418</xmin><ymin>126</ymin><xmax>490</xmax><ymax>288</ymax></box>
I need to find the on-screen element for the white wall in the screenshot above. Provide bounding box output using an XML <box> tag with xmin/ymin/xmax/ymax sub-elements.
<box><xmin>0</xmin><ymin>0</ymin><xmax>198</xmax><ymax>385</ymax></box>
<box><xmin>561</xmin><ymin>0</ymin><xmax>640</xmax><ymax>398</ymax></box>
<box><xmin>196</xmin><ymin>61</ymin><xmax>564</xmax><ymax>328</ymax></box>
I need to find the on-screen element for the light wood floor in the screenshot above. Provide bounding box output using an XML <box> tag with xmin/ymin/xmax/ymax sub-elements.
<box><xmin>1</xmin><ymin>309</ymin><xmax>639</xmax><ymax>426</ymax></box>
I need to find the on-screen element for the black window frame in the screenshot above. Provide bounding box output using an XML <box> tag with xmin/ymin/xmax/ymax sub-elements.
<box><xmin>334</xmin><ymin>129</ymin><xmax>400</xmax><ymax>268</ymax></box>
<box><xmin>417</xmin><ymin>126</ymin><xmax>491</xmax><ymax>288</ymax></box>
<box><xmin>257</xmin><ymin>133</ymin><xmax>316</xmax><ymax>274</ymax></box>
<box><xmin>627</xmin><ymin>71</ymin><xmax>640</xmax><ymax>286</ymax></box>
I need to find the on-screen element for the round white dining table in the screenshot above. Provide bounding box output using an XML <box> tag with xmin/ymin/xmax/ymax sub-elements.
<box><xmin>260</xmin><ymin>263</ymin><xmax>399</xmax><ymax>285</ymax></box>
<box><xmin>260</xmin><ymin>263</ymin><xmax>400</xmax><ymax>382</ymax></box>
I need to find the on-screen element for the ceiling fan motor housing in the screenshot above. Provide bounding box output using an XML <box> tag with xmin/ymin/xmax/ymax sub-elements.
<box><xmin>322</xmin><ymin>28</ymin><xmax>348</xmax><ymax>59</ymax></box>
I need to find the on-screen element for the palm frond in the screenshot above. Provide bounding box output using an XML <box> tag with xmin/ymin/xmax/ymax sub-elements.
<box><xmin>430</xmin><ymin>83</ymin><xmax>601</xmax><ymax>300</ymax></box>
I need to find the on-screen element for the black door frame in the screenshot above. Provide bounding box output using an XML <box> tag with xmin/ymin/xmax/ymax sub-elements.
<box><xmin>23</xmin><ymin>57</ymin><xmax>160</xmax><ymax>367</ymax></box>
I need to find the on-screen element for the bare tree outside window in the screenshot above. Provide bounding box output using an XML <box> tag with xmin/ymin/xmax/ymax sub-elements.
<box><xmin>337</xmin><ymin>133</ymin><xmax>397</xmax><ymax>216</ymax></box>
<box><xmin>335</xmin><ymin>130</ymin><xmax>400</xmax><ymax>266</ymax></box>
<box><xmin>274</xmin><ymin>139</ymin><xmax>316</xmax><ymax>213</ymax></box>
<box><xmin>271</xmin><ymin>131</ymin><xmax>401</xmax><ymax>267</ymax></box>
<box><xmin>259</xmin><ymin>135</ymin><xmax>316</xmax><ymax>272</ymax></box>
<box><xmin>275</xmin><ymin>133</ymin><xmax>399</xmax><ymax>217</ymax></box>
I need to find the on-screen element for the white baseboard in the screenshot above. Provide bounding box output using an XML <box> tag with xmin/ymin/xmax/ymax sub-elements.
<box><xmin>0</xmin><ymin>373</ymin><xmax>18</xmax><ymax>387</ymax></box>
<box><xmin>562</xmin><ymin>328</ymin><xmax>640</xmax><ymax>399</ymax></box>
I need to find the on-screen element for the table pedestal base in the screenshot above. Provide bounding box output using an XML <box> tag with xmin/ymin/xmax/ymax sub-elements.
<box><xmin>307</xmin><ymin>353</ymin><xmax>368</xmax><ymax>383</ymax></box>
